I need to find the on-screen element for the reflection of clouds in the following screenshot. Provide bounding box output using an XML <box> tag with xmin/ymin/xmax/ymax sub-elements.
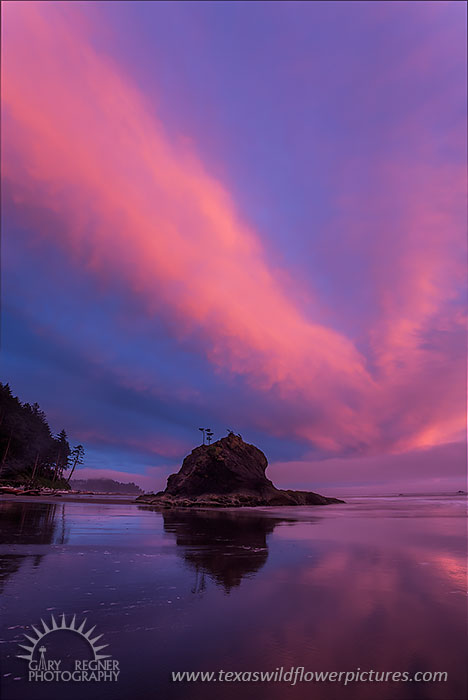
<box><xmin>211</xmin><ymin>542</ymin><xmax>466</xmax><ymax>700</ymax></box>
<box><xmin>184</xmin><ymin>504</ymin><xmax>466</xmax><ymax>700</ymax></box>
<box><xmin>429</xmin><ymin>554</ymin><xmax>467</xmax><ymax>590</ymax></box>
<box><xmin>0</xmin><ymin>500</ymin><xmax>465</xmax><ymax>700</ymax></box>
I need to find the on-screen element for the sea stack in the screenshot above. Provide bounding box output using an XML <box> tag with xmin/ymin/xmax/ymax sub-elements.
<box><xmin>137</xmin><ymin>432</ymin><xmax>344</xmax><ymax>507</ymax></box>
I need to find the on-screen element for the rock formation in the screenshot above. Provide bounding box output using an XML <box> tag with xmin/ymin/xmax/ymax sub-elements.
<box><xmin>137</xmin><ymin>433</ymin><xmax>344</xmax><ymax>507</ymax></box>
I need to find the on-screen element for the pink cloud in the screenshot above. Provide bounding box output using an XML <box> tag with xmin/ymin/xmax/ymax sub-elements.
<box><xmin>269</xmin><ymin>441</ymin><xmax>466</xmax><ymax>494</ymax></box>
<box><xmin>71</xmin><ymin>429</ymin><xmax>189</xmax><ymax>461</ymax></box>
<box><xmin>2</xmin><ymin>1</ymin><xmax>465</xmax><ymax>457</ymax></box>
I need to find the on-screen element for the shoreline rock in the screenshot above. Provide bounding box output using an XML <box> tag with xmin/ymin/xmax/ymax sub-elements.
<box><xmin>136</xmin><ymin>433</ymin><xmax>344</xmax><ymax>508</ymax></box>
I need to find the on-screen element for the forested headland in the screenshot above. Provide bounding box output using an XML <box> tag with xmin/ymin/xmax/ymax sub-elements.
<box><xmin>71</xmin><ymin>478</ymin><xmax>143</xmax><ymax>494</ymax></box>
<box><xmin>0</xmin><ymin>382</ymin><xmax>84</xmax><ymax>488</ymax></box>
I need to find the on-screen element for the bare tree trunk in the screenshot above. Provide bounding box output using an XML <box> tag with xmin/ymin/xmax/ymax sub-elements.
<box><xmin>52</xmin><ymin>450</ymin><xmax>61</xmax><ymax>482</ymax></box>
<box><xmin>29</xmin><ymin>453</ymin><xmax>40</xmax><ymax>487</ymax></box>
<box><xmin>67</xmin><ymin>456</ymin><xmax>79</xmax><ymax>483</ymax></box>
<box><xmin>2</xmin><ymin>429</ymin><xmax>13</xmax><ymax>465</ymax></box>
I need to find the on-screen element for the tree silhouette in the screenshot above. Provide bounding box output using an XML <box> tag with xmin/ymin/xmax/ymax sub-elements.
<box><xmin>67</xmin><ymin>445</ymin><xmax>85</xmax><ymax>482</ymax></box>
<box><xmin>52</xmin><ymin>429</ymin><xmax>71</xmax><ymax>482</ymax></box>
<box><xmin>199</xmin><ymin>427</ymin><xmax>206</xmax><ymax>445</ymax></box>
<box><xmin>206</xmin><ymin>429</ymin><xmax>214</xmax><ymax>445</ymax></box>
<box><xmin>0</xmin><ymin>382</ymin><xmax>75</xmax><ymax>483</ymax></box>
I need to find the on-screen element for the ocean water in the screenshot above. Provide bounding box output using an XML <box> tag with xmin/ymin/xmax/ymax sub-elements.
<box><xmin>0</xmin><ymin>495</ymin><xmax>466</xmax><ymax>700</ymax></box>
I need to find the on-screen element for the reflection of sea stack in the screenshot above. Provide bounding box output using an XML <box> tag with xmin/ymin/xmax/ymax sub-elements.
<box><xmin>162</xmin><ymin>509</ymin><xmax>285</xmax><ymax>592</ymax></box>
<box><xmin>137</xmin><ymin>432</ymin><xmax>344</xmax><ymax>507</ymax></box>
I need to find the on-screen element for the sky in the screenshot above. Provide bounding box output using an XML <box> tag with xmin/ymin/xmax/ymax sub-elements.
<box><xmin>1</xmin><ymin>0</ymin><xmax>466</xmax><ymax>494</ymax></box>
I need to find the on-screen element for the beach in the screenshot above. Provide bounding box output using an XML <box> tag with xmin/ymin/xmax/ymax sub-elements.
<box><xmin>1</xmin><ymin>494</ymin><xmax>466</xmax><ymax>700</ymax></box>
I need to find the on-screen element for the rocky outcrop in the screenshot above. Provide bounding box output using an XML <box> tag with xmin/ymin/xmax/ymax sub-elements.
<box><xmin>137</xmin><ymin>433</ymin><xmax>344</xmax><ymax>508</ymax></box>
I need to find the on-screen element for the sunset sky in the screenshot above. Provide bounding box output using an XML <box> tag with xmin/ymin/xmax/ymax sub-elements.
<box><xmin>1</xmin><ymin>1</ymin><xmax>466</xmax><ymax>494</ymax></box>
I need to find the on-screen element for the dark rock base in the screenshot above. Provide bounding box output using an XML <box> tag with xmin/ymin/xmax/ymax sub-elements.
<box><xmin>136</xmin><ymin>488</ymin><xmax>344</xmax><ymax>508</ymax></box>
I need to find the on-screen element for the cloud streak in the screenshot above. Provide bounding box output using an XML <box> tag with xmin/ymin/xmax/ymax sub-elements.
<box><xmin>1</xmin><ymin>1</ymin><xmax>465</xmax><ymax>465</ymax></box>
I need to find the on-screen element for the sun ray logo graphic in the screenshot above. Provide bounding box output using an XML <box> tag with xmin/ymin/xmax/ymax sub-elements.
<box><xmin>17</xmin><ymin>614</ymin><xmax>111</xmax><ymax>662</ymax></box>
